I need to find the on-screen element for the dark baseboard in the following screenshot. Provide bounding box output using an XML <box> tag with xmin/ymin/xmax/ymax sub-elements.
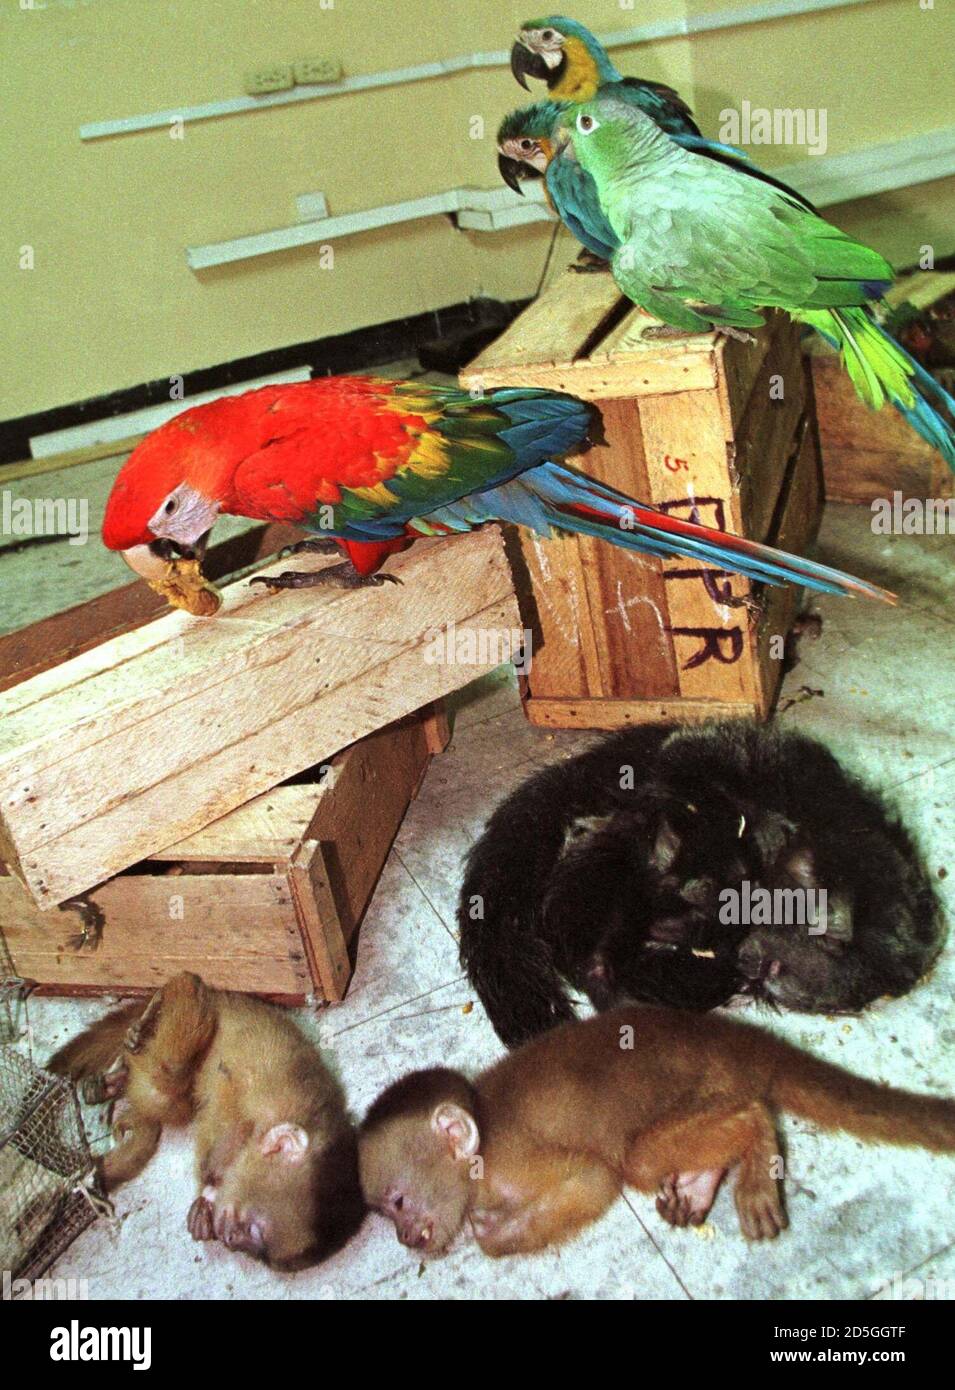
<box><xmin>0</xmin><ymin>296</ymin><xmax>527</xmax><ymax>465</ymax></box>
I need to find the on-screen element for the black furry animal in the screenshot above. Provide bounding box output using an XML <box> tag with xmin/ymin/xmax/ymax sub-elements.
<box><xmin>458</xmin><ymin>721</ymin><xmax>944</xmax><ymax>1046</ymax></box>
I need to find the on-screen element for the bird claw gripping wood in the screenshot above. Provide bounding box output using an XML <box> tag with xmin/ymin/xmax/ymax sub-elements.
<box><xmin>250</xmin><ymin>563</ymin><xmax>402</xmax><ymax>591</ymax></box>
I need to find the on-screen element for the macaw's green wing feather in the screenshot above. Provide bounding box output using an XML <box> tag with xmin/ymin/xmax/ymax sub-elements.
<box><xmin>309</xmin><ymin>385</ymin><xmax>593</xmax><ymax>540</ymax></box>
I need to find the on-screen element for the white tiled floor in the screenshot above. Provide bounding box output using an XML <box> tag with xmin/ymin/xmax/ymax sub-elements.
<box><xmin>9</xmin><ymin>503</ymin><xmax>955</xmax><ymax>1300</ymax></box>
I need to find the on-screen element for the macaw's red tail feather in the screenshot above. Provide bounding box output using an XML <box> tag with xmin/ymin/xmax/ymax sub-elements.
<box><xmin>341</xmin><ymin>537</ymin><xmax>413</xmax><ymax>576</ymax></box>
<box><xmin>521</xmin><ymin>462</ymin><xmax>894</xmax><ymax>604</ymax></box>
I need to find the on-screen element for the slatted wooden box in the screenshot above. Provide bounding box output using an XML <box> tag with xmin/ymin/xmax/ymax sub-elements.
<box><xmin>0</xmin><ymin>709</ymin><xmax>447</xmax><ymax>1004</ymax></box>
<box><xmin>0</xmin><ymin>524</ymin><xmax>461</xmax><ymax>1000</ymax></box>
<box><xmin>461</xmin><ymin>271</ymin><xmax>823</xmax><ymax>729</ymax></box>
<box><xmin>808</xmin><ymin>270</ymin><xmax>955</xmax><ymax>504</ymax></box>
<box><xmin>0</xmin><ymin>523</ymin><xmax>518</xmax><ymax>910</ymax></box>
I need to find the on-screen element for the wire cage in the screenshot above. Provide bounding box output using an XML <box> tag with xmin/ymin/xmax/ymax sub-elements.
<box><xmin>0</xmin><ymin>931</ymin><xmax>101</xmax><ymax>1287</ymax></box>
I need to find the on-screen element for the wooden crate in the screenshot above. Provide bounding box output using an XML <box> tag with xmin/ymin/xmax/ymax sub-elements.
<box><xmin>462</xmin><ymin>272</ymin><xmax>822</xmax><ymax>728</ymax></box>
<box><xmin>0</xmin><ymin>708</ymin><xmax>448</xmax><ymax>1004</ymax></box>
<box><xmin>808</xmin><ymin>270</ymin><xmax>955</xmax><ymax>504</ymax></box>
<box><xmin>0</xmin><ymin>524</ymin><xmax>519</xmax><ymax>909</ymax></box>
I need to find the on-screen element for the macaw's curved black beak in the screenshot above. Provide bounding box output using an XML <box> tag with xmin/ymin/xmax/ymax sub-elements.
<box><xmin>498</xmin><ymin>152</ymin><xmax>526</xmax><ymax>194</ymax></box>
<box><xmin>510</xmin><ymin>41</ymin><xmax>549</xmax><ymax>90</ymax></box>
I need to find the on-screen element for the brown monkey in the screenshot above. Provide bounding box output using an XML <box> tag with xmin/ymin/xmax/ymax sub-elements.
<box><xmin>49</xmin><ymin>973</ymin><xmax>365</xmax><ymax>1269</ymax></box>
<box><xmin>359</xmin><ymin>1006</ymin><xmax>955</xmax><ymax>1257</ymax></box>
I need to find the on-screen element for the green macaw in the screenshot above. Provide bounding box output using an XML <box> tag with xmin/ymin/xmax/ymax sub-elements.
<box><xmin>565</xmin><ymin>95</ymin><xmax>955</xmax><ymax>467</ymax></box>
<box><xmin>501</xmin><ymin>19</ymin><xmax>815</xmax><ymax>262</ymax></box>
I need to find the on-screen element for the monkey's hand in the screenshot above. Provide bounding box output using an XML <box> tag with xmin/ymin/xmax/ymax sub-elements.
<box><xmin>187</xmin><ymin>1188</ymin><xmax>217</xmax><ymax>1243</ymax></box>
<box><xmin>80</xmin><ymin>1059</ymin><xmax>129</xmax><ymax>1106</ymax></box>
<box><xmin>213</xmin><ymin>1204</ymin><xmax>268</xmax><ymax>1260</ymax></box>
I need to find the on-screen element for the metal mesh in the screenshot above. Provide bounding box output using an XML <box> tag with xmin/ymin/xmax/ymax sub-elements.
<box><xmin>0</xmin><ymin>1046</ymin><xmax>100</xmax><ymax>1284</ymax></box>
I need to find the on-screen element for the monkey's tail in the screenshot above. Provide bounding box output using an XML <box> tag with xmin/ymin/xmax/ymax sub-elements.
<box><xmin>458</xmin><ymin>835</ymin><xmax>577</xmax><ymax>1048</ymax></box>
<box><xmin>47</xmin><ymin>1001</ymin><xmax>147</xmax><ymax>1081</ymax></box>
<box><xmin>771</xmin><ymin>1049</ymin><xmax>955</xmax><ymax>1153</ymax></box>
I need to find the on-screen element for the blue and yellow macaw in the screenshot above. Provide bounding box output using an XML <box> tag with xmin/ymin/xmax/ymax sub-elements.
<box><xmin>501</xmin><ymin>18</ymin><xmax>814</xmax><ymax>262</ymax></box>
<box><xmin>511</xmin><ymin>14</ymin><xmax>669</xmax><ymax>110</ymax></box>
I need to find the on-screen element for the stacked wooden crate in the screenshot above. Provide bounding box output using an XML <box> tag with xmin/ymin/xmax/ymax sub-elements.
<box><xmin>808</xmin><ymin>269</ymin><xmax>955</xmax><ymax>504</ymax></box>
<box><xmin>0</xmin><ymin>523</ymin><xmax>520</xmax><ymax>1001</ymax></box>
<box><xmin>462</xmin><ymin>271</ymin><xmax>823</xmax><ymax>729</ymax></box>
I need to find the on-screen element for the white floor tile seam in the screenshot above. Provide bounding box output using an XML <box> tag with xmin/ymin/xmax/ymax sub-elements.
<box><xmin>326</xmin><ymin>972</ymin><xmax>472</xmax><ymax>1043</ymax></box>
<box><xmin>390</xmin><ymin>845</ymin><xmax>460</xmax><ymax>944</ymax></box>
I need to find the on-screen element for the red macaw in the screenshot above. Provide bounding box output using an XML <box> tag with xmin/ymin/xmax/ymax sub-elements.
<box><xmin>103</xmin><ymin>376</ymin><xmax>890</xmax><ymax>602</ymax></box>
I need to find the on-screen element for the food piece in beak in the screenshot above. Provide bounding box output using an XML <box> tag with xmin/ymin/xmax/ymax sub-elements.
<box><xmin>121</xmin><ymin>542</ymin><xmax>222</xmax><ymax>617</ymax></box>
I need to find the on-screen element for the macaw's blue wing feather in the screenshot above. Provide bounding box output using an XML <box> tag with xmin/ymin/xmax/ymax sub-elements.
<box><xmin>414</xmin><ymin>461</ymin><xmax>894</xmax><ymax>603</ymax></box>
<box><xmin>546</xmin><ymin>153</ymin><xmax>618</xmax><ymax>259</ymax></box>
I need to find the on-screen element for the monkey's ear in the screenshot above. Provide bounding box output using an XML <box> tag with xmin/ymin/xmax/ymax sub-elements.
<box><xmin>430</xmin><ymin>1103</ymin><xmax>480</xmax><ymax>1161</ymax></box>
<box><xmin>260</xmin><ymin>1122</ymin><xmax>310</xmax><ymax>1164</ymax></box>
<box><xmin>651</xmin><ymin>818</ymin><xmax>681</xmax><ymax>872</ymax></box>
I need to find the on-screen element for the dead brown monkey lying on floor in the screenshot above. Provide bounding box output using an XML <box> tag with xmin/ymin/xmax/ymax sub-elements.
<box><xmin>359</xmin><ymin>1006</ymin><xmax>955</xmax><ymax>1257</ymax></box>
<box><xmin>49</xmin><ymin>972</ymin><xmax>365</xmax><ymax>1270</ymax></box>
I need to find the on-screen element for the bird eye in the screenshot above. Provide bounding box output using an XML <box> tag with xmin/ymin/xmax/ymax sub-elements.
<box><xmin>542</xmin><ymin>28</ymin><xmax>556</xmax><ymax>41</ymax></box>
<box><xmin>520</xmin><ymin>138</ymin><xmax>534</xmax><ymax>151</ymax></box>
<box><xmin>163</xmin><ymin>495</ymin><xmax>179</xmax><ymax>515</ymax></box>
<box><xmin>577</xmin><ymin>113</ymin><xmax>598</xmax><ymax>134</ymax></box>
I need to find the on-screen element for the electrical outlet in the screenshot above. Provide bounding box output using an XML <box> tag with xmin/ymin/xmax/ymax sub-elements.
<box><xmin>243</xmin><ymin>64</ymin><xmax>295</xmax><ymax>97</ymax></box>
<box><xmin>293</xmin><ymin>55</ymin><xmax>343</xmax><ymax>86</ymax></box>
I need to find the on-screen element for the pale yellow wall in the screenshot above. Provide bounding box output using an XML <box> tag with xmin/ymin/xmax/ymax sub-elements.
<box><xmin>2</xmin><ymin>0</ymin><xmax>952</xmax><ymax>419</ymax></box>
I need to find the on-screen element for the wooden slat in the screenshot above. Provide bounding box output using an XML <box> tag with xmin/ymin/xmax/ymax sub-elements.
<box><xmin>149</xmin><ymin>786</ymin><xmax>322</xmax><ymax>865</ymax></box>
<box><xmin>750</xmin><ymin>419</ymin><xmax>824</xmax><ymax>716</ymax></box>
<box><xmin>462</xmin><ymin>272</ymin><xmax>718</xmax><ymax>398</ymax></box>
<box><xmin>713</xmin><ymin>316</ymin><xmax>776</xmax><ymax>437</ymax></box>
<box><xmin>515</xmin><ymin>525</ymin><xmax>602</xmax><ymax>700</ymax></box>
<box><xmin>466</xmin><ymin>271</ymin><xmax>624</xmax><ymax>374</ymax></box>
<box><xmin>0</xmin><ymin>528</ymin><xmax>519</xmax><ymax>907</ymax></box>
<box><xmin>0</xmin><ymin>435</ymin><xmax>145</xmax><ymax>487</ymax></box>
<box><xmin>0</xmin><ymin>521</ymin><xmax>304</xmax><ymax>694</ymax></box>
<box><xmin>883</xmin><ymin>269</ymin><xmax>955</xmax><ymax>312</ymax></box>
<box><xmin>420</xmin><ymin>701</ymin><xmax>451</xmax><ymax>756</ymax></box>
<box><xmin>524</xmin><ymin>698</ymin><xmax>754</xmax><ymax>728</ymax></box>
<box><xmin>571</xmin><ymin>399</ymin><xmax>678</xmax><ymax>700</ymax></box>
<box><xmin>307</xmin><ymin>718</ymin><xmax>431</xmax><ymax>942</ymax></box>
<box><xmin>462</xmin><ymin>351</ymin><xmax>718</xmax><ymax>399</ymax></box>
<box><xmin>733</xmin><ymin>318</ymin><xmax>806</xmax><ymax>542</ymax></box>
<box><xmin>1</xmin><ymin>873</ymin><xmax>307</xmax><ymax>996</ymax></box>
<box><xmin>288</xmin><ymin>840</ymin><xmax>350</xmax><ymax>1003</ymax></box>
